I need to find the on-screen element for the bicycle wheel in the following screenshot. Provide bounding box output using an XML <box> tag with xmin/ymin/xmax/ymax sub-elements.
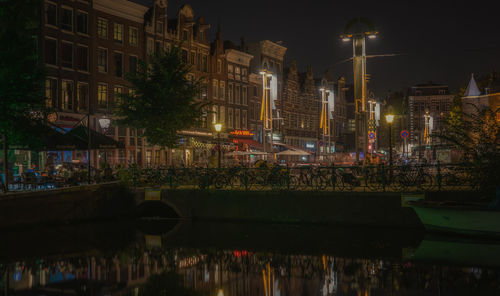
<box><xmin>311</xmin><ymin>175</ymin><xmax>327</xmax><ymax>190</ymax></box>
<box><xmin>418</xmin><ymin>174</ymin><xmax>433</xmax><ymax>191</ymax></box>
<box><xmin>390</xmin><ymin>175</ymin><xmax>406</xmax><ymax>191</ymax></box>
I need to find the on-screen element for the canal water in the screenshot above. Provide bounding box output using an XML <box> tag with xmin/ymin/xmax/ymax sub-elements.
<box><xmin>1</xmin><ymin>220</ymin><xmax>500</xmax><ymax>295</ymax></box>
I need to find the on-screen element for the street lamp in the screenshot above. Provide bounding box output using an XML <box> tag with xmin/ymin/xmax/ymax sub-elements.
<box><xmin>214</xmin><ymin>123</ymin><xmax>222</xmax><ymax>168</ymax></box>
<box><xmin>385</xmin><ymin>114</ymin><xmax>394</xmax><ymax>180</ymax></box>
<box><xmin>217</xmin><ymin>289</ymin><xmax>224</xmax><ymax>296</ymax></box>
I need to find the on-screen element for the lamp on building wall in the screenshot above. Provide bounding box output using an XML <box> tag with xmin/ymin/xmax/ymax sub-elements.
<box><xmin>99</xmin><ymin>116</ymin><xmax>111</xmax><ymax>133</ymax></box>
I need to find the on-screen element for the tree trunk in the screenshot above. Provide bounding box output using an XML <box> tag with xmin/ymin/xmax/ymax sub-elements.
<box><xmin>2</xmin><ymin>133</ymin><xmax>8</xmax><ymax>192</ymax></box>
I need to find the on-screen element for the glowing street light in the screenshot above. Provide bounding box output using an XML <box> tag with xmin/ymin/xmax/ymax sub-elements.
<box><xmin>217</xmin><ymin>289</ymin><xmax>224</xmax><ymax>296</ymax></box>
<box><xmin>214</xmin><ymin>123</ymin><xmax>222</xmax><ymax>168</ymax></box>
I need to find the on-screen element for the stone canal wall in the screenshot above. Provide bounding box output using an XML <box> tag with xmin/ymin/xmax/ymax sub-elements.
<box><xmin>0</xmin><ymin>183</ymin><xmax>135</xmax><ymax>228</ymax></box>
<box><xmin>136</xmin><ymin>189</ymin><xmax>424</xmax><ymax>229</ymax></box>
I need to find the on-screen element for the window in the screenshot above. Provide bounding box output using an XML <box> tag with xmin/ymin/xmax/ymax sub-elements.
<box><xmin>97</xmin><ymin>48</ymin><xmax>107</xmax><ymax>72</ymax></box>
<box><xmin>114</xmin><ymin>86</ymin><xmax>123</xmax><ymax>106</ymax></box>
<box><xmin>76</xmin><ymin>11</ymin><xmax>88</xmax><ymax>34</ymax></box>
<box><xmin>235</xmin><ymin>109</ymin><xmax>240</xmax><ymax>129</ymax></box>
<box><xmin>129</xmin><ymin>55</ymin><xmax>138</xmax><ymax>73</ymax></box>
<box><xmin>235</xmin><ymin>85</ymin><xmax>240</xmax><ymax>105</ymax></box>
<box><xmin>154</xmin><ymin>150</ymin><xmax>160</xmax><ymax>166</ymax></box>
<box><xmin>146</xmin><ymin>150</ymin><xmax>152</xmax><ymax>166</ymax></box>
<box><xmin>45</xmin><ymin>78</ymin><xmax>57</xmax><ymax>108</ymax></box>
<box><xmin>156</xmin><ymin>21</ymin><xmax>163</xmax><ymax>34</ymax></box>
<box><xmin>242</xmin><ymin>68</ymin><xmax>248</xmax><ymax>77</ymax></box>
<box><xmin>45</xmin><ymin>2</ymin><xmax>57</xmax><ymax>26</ymax></box>
<box><xmin>76</xmin><ymin>45</ymin><xmax>88</xmax><ymax>71</ymax></box>
<box><xmin>202</xmin><ymin>55</ymin><xmax>208</xmax><ymax>72</ymax></box>
<box><xmin>61</xmin><ymin>7</ymin><xmax>73</xmax><ymax>31</ymax></box>
<box><xmin>61</xmin><ymin>42</ymin><xmax>73</xmax><ymax>68</ymax></box>
<box><xmin>212</xmin><ymin>105</ymin><xmax>217</xmax><ymax>124</ymax></box>
<box><xmin>115</xmin><ymin>52</ymin><xmax>123</xmax><ymax>77</ymax></box>
<box><xmin>228</xmin><ymin>64</ymin><xmax>234</xmax><ymax>74</ymax></box>
<box><xmin>77</xmin><ymin>83</ymin><xmax>88</xmax><ymax>111</ymax></box>
<box><xmin>45</xmin><ymin>38</ymin><xmax>57</xmax><ymax>65</ymax></box>
<box><xmin>97</xmin><ymin>18</ymin><xmax>108</xmax><ymax>39</ymax></box>
<box><xmin>182</xmin><ymin>30</ymin><xmax>188</xmax><ymax>41</ymax></box>
<box><xmin>242</xmin><ymin>86</ymin><xmax>247</xmax><ymax>105</ymax></box>
<box><xmin>228</xmin><ymin>108</ymin><xmax>233</xmax><ymax>128</ymax></box>
<box><xmin>219</xmin><ymin>81</ymin><xmax>225</xmax><ymax>100</ymax></box>
<box><xmin>219</xmin><ymin>106</ymin><xmax>225</xmax><ymax>124</ymax></box>
<box><xmin>114</xmin><ymin>23</ymin><xmax>123</xmax><ymax>43</ymax></box>
<box><xmin>98</xmin><ymin>84</ymin><xmax>108</xmax><ymax>109</ymax></box>
<box><xmin>182</xmin><ymin>50</ymin><xmax>188</xmax><ymax>63</ymax></box>
<box><xmin>212</xmin><ymin>80</ymin><xmax>218</xmax><ymax>98</ymax></box>
<box><xmin>197</xmin><ymin>53</ymin><xmax>201</xmax><ymax>70</ymax></box>
<box><xmin>242</xmin><ymin>110</ymin><xmax>247</xmax><ymax>129</ymax></box>
<box><xmin>217</xmin><ymin>60</ymin><xmax>222</xmax><ymax>73</ymax></box>
<box><xmin>228</xmin><ymin>84</ymin><xmax>233</xmax><ymax>103</ymax></box>
<box><xmin>147</xmin><ymin>38</ymin><xmax>154</xmax><ymax>54</ymax></box>
<box><xmin>129</xmin><ymin>27</ymin><xmax>138</xmax><ymax>46</ymax></box>
<box><xmin>190</xmin><ymin>52</ymin><xmax>195</xmax><ymax>65</ymax></box>
<box><xmin>155</xmin><ymin>41</ymin><xmax>161</xmax><ymax>53</ymax></box>
<box><xmin>61</xmin><ymin>80</ymin><xmax>73</xmax><ymax>110</ymax></box>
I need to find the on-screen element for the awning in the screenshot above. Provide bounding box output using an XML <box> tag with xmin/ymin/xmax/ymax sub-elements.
<box><xmin>64</xmin><ymin>125</ymin><xmax>124</xmax><ymax>150</ymax></box>
<box><xmin>276</xmin><ymin>149</ymin><xmax>312</xmax><ymax>156</ymax></box>
<box><xmin>232</xmin><ymin>138</ymin><xmax>263</xmax><ymax>150</ymax></box>
<box><xmin>1</xmin><ymin>124</ymin><xmax>87</xmax><ymax>151</ymax></box>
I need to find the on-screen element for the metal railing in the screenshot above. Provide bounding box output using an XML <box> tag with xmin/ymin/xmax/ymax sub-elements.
<box><xmin>119</xmin><ymin>162</ymin><xmax>492</xmax><ymax>192</ymax></box>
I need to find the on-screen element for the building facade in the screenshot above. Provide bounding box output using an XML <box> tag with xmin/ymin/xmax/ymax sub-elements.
<box><xmin>408</xmin><ymin>83</ymin><xmax>454</xmax><ymax>153</ymax></box>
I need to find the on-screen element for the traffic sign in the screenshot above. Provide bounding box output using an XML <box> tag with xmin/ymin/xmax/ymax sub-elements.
<box><xmin>14</xmin><ymin>271</ymin><xmax>22</xmax><ymax>282</ymax></box>
<box><xmin>368</xmin><ymin>132</ymin><xmax>376</xmax><ymax>139</ymax></box>
<box><xmin>401</xmin><ymin>130</ymin><xmax>409</xmax><ymax>139</ymax></box>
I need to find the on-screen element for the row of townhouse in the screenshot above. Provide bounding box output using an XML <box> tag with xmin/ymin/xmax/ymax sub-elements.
<box><xmin>38</xmin><ymin>0</ymin><xmax>350</xmax><ymax>168</ymax></box>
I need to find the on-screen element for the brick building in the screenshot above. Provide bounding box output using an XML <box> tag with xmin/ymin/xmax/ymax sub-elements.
<box><xmin>408</xmin><ymin>82</ymin><xmax>454</xmax><ymax>150</ymax></box>
<box><xmin>281</xmin><ymin>61</ymin><xmax>320</xmax><ymax>154</ymax></box>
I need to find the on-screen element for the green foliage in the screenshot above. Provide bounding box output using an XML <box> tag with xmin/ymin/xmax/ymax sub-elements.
<box><xmin>435</xmin><ymin>105</ymin><xmax>500</xmax><ymax>191</ymax></box>
<box><xmin>0</xmin><ymin>0</ymin><xmax>47</xmax><ymax>146</ymax></box>
<box><xmin>114</xmin><ymin>45</ymin><xmax>208</xmax><ymax>148</ymax></box>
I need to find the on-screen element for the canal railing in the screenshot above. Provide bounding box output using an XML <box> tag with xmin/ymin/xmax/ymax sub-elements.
<box><xmin>120</xmin><ymin>163</ymin><xmax>491</xmax><ymax>192</ymax></box>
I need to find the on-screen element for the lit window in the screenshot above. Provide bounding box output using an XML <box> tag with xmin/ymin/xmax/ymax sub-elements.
<box><xmin>97</xmin><ymin>18</ymin><xmax>108</xmax><ymax>39</ymax></box>
<box><xmin>219</xmin><ymin>81</ymin><xmax>225</xmax><ymax>100</ymax></box>
<box><xmin>114</xmin><ymin>23</ymin><xmax>123</xmax><ymax>43</ymax></box>
<box><xmin>212</xmin><ymin>79</ymin><xmax>218</xmax><ymax>98</ymax></box>
<box><xmin>98</xmin><ymin>84</ymin><xmax>108</xmax><ymax>109</ymax></box>
<box><xmin>61</xmin><ymin>80</ymin><xmax>73</xmax><ymax>110</ymax></box>
<box><xmin>45</xmin><ymin>78</ymin><xmax>57</xmax><ymax>108</ymax></box>
<box><xmin>129</xmin><ymin>27</ymin><xmax>138</xmax><ymax>46</ymax></box>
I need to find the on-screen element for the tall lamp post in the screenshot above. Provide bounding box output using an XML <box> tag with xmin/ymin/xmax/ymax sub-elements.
<box><xmin>341</xmin><ymin>20</ymin><xmax>378</xmax><ymax>162</ymax></box>
<box><xmin>319</xmin><ymin>87</ymin><xmax>331</xmax><ymax>161</ymax></box>
<box><xmin>214</xmin><ymin>123</ymin><xmax>222</xmax><ymax>168</ymax></box>
<box><xmin>260</xmin><ymin>70</ymin><xmax>273</xmax><ymax>154</ymax></box>
<box><xmin>385</xmin><ymin>114</ymin><xmax>394</xmax><ymax>180</ymax></box>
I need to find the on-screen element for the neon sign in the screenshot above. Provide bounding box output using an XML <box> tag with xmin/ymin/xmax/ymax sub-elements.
<box><xmin>230</xmin><ymin>130</ymin><xmax>254</xmax><ymax>137</ymax></box>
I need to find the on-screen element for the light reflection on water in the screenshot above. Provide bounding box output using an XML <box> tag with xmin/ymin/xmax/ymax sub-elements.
<box><xmin>1</xmin><ymin>220</ymin><xmax>500</xmax><ymax>295</ymax></box>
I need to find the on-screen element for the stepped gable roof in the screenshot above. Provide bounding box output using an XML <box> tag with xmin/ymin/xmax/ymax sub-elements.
<box><xmin>464</xmin><ymin>73</ymin><xmax>481</xmax><ymax>97</ymax></box>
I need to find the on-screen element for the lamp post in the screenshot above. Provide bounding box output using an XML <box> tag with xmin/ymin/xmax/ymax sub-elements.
<box><xmin>385</xmin><ymin>114</ymin><xmax>394</xmax><ymax>180</ymax></box>
<box><xmin>260</xmin><ymin>70</ymin><xmax>273</xmax><ymax>154</ymax></box>
<box><xmin>214</xmin><ymin>123</ymin><xmax>222</xmax><ymax>168</ymax></box>
<box><xmin>319</xmin><ymin>87</ymin><xmax>330</xmax><ymax>161</ymax></box>
<box><xmin>340</xmin><ymin>19</ymin><xmax>378</xmax><ymax>162</ymax></box>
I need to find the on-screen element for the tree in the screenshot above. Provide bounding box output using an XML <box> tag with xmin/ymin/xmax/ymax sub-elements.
<box><xmin>0</xmin><ymin>0</ymin><xmax>46</xmax><ymax>191</ymax></box>
<box><xmin>114</xmin><ymin>45</ymin><xmax>207</xmax><ymax>148</ymax></box>
<box><xmin>435</xmin><ymin>105</ymin><xmax>500</xmax><ymax>192</ymax></box>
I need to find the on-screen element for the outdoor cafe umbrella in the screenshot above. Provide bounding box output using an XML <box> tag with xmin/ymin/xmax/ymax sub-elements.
<box><xmin>64</xmin><ymin>125</ymin><xmax>124</xmax><ymax>150</ymax></box>
<box><xmin>276</xmin><ymin>149</ymin><xmax>311</xmax><ymax>156</ymax></box>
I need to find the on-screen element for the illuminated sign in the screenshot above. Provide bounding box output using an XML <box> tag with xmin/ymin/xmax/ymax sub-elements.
<box><xmin>306</xmin><ymin>143</ymin><xmax>315</xmax><ymax>149</ymax></box>
<box><xmin>230</xmin><ymin>130</ymin><xmax>254</xmax><ymax>137</ymax></box>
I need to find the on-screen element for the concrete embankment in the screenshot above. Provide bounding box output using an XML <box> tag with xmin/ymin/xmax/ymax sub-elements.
<box><xmin>0</xmin><ymin>183</ymin><xmax>135</xmax><ymax>228</ymax></box>
<box><xmin>136</xmin><ymin>189</ymin><xmax>424</xmax><ymax>229</ymax></box>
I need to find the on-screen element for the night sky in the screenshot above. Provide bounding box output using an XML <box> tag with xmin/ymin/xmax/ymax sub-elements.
<box><xmin>153</xmin><ymin>0</ymin><xmax>499</xmax><ymax>97</ymax></box>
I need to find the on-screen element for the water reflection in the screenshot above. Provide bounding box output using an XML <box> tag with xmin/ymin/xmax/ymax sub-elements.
<box><xmin>1</xmin><ymin>221</ymin><xmax>500</xmax><ymax>295</ymax></box>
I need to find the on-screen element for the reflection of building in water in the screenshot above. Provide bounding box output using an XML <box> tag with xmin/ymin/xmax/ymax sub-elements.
<box><xmin>5</xmin><ymin>246</ymin><xmax>500</xmax><ymax>295</ymax></box>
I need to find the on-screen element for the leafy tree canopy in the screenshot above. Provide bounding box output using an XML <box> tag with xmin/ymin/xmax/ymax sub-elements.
<box><xmin>114</xmin><ymin>45</ymin><xmax>208</xmax><ymax>148</ymax></box>
<box><xmin>0</xmin><ymin>0</ymin><xmax>47</xmax><ymax>149</ymax></box>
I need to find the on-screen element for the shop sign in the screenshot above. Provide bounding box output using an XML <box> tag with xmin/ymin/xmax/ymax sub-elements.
<box><xmin>230</xmin><ymin>130</ymin><xmax>254</xmax><ymax>137</ymax></box>
<box><xmin>272</xmin><ymin>133</ymin><xmax>281</xmax><ymax>141</ymax></box>
<box><xmin>306</xmin><ymin>143</ymin><xmax>315</xmax><ymax>149</ymax></box>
